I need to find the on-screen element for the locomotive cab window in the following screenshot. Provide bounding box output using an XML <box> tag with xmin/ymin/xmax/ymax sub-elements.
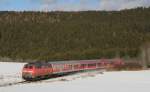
<box><xmin>36</xmin><ymin>65</ymin><xmax>42</xmax><ymax>69</ymax></box>
<box><xmin>29</xmin><ymin>66</ymin><xmax>33</xmax><ymax>69</ymax></box>
<box><xmin>24</xmin><ymin>64</ymin><xmax>28</xmax><ymax>68</ymax></box>
<box><xmin>24</xmin><ymin>64</ymin><xmax>33</xmax><ymax>69</ymax></box>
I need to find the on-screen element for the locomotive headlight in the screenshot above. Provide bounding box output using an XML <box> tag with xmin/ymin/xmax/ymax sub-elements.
<box><xmin>22</xmin><ymin>72</ymin><xmax>33</xmax><ymax>78</ymax></box>
<box><xmin>23</xmin><ymin>70</ymin><xmax>34</xmax><ymax>73</ymax></box>
<box><xmin>22</xmin><ymin>70</ymin><xmax>35</xmax><ymax>79</ymax></box>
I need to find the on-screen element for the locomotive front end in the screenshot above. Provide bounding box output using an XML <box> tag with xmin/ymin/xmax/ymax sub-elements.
<box><xmin>22</xmin><ymin>64</ymin><xmax>35</xmax><ymax>80</ymax></box>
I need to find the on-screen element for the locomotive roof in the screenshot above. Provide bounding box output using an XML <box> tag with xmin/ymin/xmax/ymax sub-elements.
<box><xmin>48</xmin><ymin>59</ymin><xmax>101</xmax><ymax>65</ymax></box>
<box><xmin>27</xmin><ymin>61</ymin><xmax>49</xmax><ymax>66</ymax></box>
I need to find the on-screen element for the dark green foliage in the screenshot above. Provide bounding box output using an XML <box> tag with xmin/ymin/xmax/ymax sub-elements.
<box><xmin>121</xmin><ymin>62</ymin><xmax>143</xmax><ymax>70</ymax></box>
<box><xmin>0</xmin><ymin>7</ymin><xmax>150</xmax><ymax>61</ymax></box>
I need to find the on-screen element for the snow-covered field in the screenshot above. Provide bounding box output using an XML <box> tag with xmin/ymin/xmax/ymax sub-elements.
<box><xmin>0</xmin><ymin>62</ymin><xmax>24</xmax><ymax>85</ymax></box>
<box><xmin>0</xmin><ymin>62</ymin><xmax>150</xmax><ymax>92</ymax></box>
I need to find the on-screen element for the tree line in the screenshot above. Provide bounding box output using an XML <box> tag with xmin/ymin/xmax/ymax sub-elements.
<box><xmin>0</xmin><ymin>7</ymin><xmax>150</xmax><ymax>61</ymax></box>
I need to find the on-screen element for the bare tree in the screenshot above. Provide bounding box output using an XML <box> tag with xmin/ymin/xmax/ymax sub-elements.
<box><xmin>141</xmin><ymin>43</ymin><xmax>150</xmax><ymax>69</ymax></box>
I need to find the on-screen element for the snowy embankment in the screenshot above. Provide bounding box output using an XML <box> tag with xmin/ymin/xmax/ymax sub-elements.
<box><xmin>0</xmin><ymin>62</ymin><xmax>25</xmax><ymax>86</ymax></box>
<box><xmin>0</xmin><ymin>62</ymin><xmax>150</xmax><ymax>92</ymax></box>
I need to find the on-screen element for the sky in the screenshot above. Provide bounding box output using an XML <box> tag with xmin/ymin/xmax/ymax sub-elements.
<box><xmin>0</xmin><ymin>0</ymin><xmax>150</xmax><ymax>11</ymax></box>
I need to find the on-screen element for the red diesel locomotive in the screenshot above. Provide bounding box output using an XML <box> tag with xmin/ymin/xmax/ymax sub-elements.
<box><xmin>22</xmin><ymin>59</ymin><xmax>124</xmax><ymax>81</ymax></box>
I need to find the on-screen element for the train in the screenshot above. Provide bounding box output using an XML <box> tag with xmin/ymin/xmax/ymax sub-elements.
<box><xmin>22</xmin><ymin>59</ymin><xmax>124</xmax><ymax>81</ymax></box>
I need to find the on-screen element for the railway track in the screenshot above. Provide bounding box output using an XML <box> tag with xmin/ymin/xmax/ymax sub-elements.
<box><xmin>0</xmin><ymin>80</ymin><xmax>30</xmax><ymax>87</ymax></box>
<box><xmin>0</xmin><ymin>69</ymin><xmax>104</xmax><ymax>87</ymax></box>
<box><xmin>0</xmin><ymin>75</ymin><xmax>69</xmax><ymax>87</ymax></box>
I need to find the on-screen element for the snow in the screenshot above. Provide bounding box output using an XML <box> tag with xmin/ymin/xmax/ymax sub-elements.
<box><xmin>0</xmin><ymin>62</ymin><xmax>150</xmax><ymax>92</ymax></box>
<box><xmin>0</xmin><ymin>62</ymin><xmax>26</xmax><ymax>86</ymax></box>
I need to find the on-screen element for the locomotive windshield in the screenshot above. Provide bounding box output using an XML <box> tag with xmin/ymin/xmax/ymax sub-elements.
<box><xmin>24</xmin><ymin>64</ymin><xmax>34</xmax><ymax>69</ymax></box>
<box><xmin>24</xmin><ymin>62</ymin><xmax>52</xmax><ymax>69</ymax></box>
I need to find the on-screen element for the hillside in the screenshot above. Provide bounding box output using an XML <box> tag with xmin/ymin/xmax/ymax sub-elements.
<box><xmin>0</xmin><ymin>7</ymin><xmax>150</xmax><ymax>61</ymax></box>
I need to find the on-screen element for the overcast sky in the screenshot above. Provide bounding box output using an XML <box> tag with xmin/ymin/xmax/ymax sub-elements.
<box><xmin>0</xmin><ymin>0</ymin><xmax>150</xmax><ymax>11</ymax></box>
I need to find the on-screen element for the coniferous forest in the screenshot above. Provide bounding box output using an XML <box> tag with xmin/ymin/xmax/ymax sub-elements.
<box><xmin>0</xmin><ymin>7</ymin><xmax>150</xmax><ymax>61</ymax></box>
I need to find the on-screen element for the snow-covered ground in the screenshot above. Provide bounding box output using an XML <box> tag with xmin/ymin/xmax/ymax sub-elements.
<box><xmin>0</xmin><ymin>62</ymin><xmax>150</xmax><ymax>92</ymax></box>
<box><xmin>0</xmin><ymin>62</ymin><xmax>25</xmax><ymax>86</ymax></box>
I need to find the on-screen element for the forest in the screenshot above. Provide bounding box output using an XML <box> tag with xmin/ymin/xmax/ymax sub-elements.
<box><xmin>0</xmin><ymin>7</ymin><xmax>150</xmax><ymax>61</ymax></box>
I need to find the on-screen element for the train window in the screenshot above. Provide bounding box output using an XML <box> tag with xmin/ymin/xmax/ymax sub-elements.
<box><xmin>29</xmin><ymin>66</ymin><xmax>33</xmax><ymax>69</ymax></box>
<box><xmin>41</xmin><ymin>65</ymin><xmax>44</xmax><ymax>68</ymax></box>
<box><xmin>88</xmin><ymin>63</ymin><xmax>96</xmax><ymax>67</ymax></box>
<box><xmin>69</xmin><ymin>65</ymin><xmax>72</xmax><ymax>68</ymax></box>
<box><xmin>97</xmin><ymin>63</ymin><xmax>101</xmax><ymax>66</ymax></box>
<box><xmin>36</xmin><ymin>65</ymin><xmax>42</xmax><ymax>69</ymax></box>
<box><xmin>74</xmin><ymin>65</ymin><xmax>79</xmax><ymax>69</ymax></box>
<box><xmin>81</xmin><ymin>64</ymin><xmax>86</xmax><ymax>67</ymax></box>
<box><xmin>48</xmin><ymin>64</ymin><xmax>52</xmax><ymax>68</ymax></box>
<box><xmin>24</xmin><ymin>65</ymin><xmax>28</xmax><ymax>68</ymax></box>
<box><xmin>24</xmin><ymin>64</ymin><xmax>33</xmax><ymax>69</ymax></box>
